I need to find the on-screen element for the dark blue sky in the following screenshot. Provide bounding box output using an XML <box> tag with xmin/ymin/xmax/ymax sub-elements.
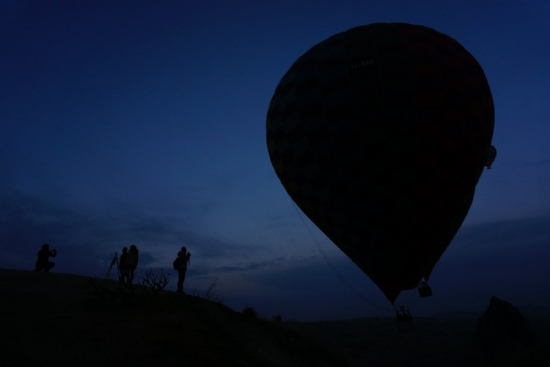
<box><xmin>1</xmin><ymin>1</ymin><xmax>549</xmax><ymax>321</ymax></box>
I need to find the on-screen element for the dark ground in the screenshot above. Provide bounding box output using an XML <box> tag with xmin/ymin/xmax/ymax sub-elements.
<box><xmin>286</xmin><ymin>311</ymin><xmax>550</xmax><ymax>366</ymax></box>
<box><xmin>1</xmin><ymin>268</ymin><xmax>549</xmax><ymax>367</ymax></box>
<box><xmin>0</xmin><ymin>269</ymin><xmax>345</xmax><ymax>367</ymax></box>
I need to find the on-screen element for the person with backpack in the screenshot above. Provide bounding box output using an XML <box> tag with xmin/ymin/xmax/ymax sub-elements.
<box><xmin>125</xmin><ymin>245</ymin><xmax>139</xmax><ymax>284</ymax></box>
<box><xmin>174</xmin><ymin>247</ymin><xmax>191</xmax><ymax>293</ymax></box>
<box><xmin>35</xmin><ymin>243</ymin><xmax>57</xmax><ymax>272</ymax></box>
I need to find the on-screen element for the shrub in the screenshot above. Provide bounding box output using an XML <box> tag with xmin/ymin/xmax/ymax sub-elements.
<box><xmin>191</xmin><ymin>278</ymin><xmax>225</xmax><ymax>304</ymax></box>
<box><xmin>242</xmin><ymin>305</ymin><xmax>258</xmax><ymax>319</ymax></box>
<box><xmin>137</xmin><ymin>269</ymin><xmax>170</xmax><ymax>294</ymax></box>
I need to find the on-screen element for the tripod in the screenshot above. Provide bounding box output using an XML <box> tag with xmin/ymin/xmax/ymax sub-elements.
<box><xmin>105</xmin><ymin>252</ymin><xmax>120</xmax><ymax>280</ymax></box>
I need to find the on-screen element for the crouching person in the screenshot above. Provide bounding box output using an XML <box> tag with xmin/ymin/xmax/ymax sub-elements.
<box><xmin>35</xmin><ymin>244</ymin><xmax>57</xmax><ymax>272</ymax></box>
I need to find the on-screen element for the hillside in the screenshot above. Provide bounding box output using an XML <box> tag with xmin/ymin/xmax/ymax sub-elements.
<box><xmin>287</xmin><ymin>313</ymin><xmax>550</xmax><ymax>366</ymax></box>
<box><xmin>0</xmin><ymin>269</ymin><xmax>347</xmax><ymax>367</ymax></box>
<box><xmin>2</xmin><ymin>269</ymin><xmax>549</xmax><ymax>367</ymax></box>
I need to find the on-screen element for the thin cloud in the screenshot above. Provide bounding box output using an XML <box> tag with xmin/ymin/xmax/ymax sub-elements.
<box><xmin>505</xmin><ymin>159</ymin><xmax>550</xmax><ymax>167</ymax></box>
<box><xmin>186</xmin><ymin>255</ymin><xmax>318</xmax><ymax>279</ymax></box>
<box><xmin>451</xmin><ymin>212</ymin><xmax>550</xmax><ymax>253</ymax></box>
<box><xmin>0</xmin><ymin>190</ymin><xmax>265</xmax><ymax>274</ymax></box>
<box><xmin>214</xmin><ymin>256</ymin><xmax>287</xmax><ymax>273</ymax></box>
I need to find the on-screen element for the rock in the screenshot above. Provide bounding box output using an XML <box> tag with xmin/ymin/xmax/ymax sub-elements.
<box><xmin>473</xmin><ymin>296</ymin><xmax>545</xmax><ymax>362</ymax></box>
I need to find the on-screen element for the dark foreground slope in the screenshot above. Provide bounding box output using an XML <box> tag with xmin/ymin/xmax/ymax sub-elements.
<box><xmin>0</xmin><ymin>269</ymin><xmax>347</xmax><ymax>367</ymax></box>
<box><xmin>286</xmin><ymin>311</ymin><xmax>550</xmax><ymax>366</ymax></box>
<box><xmin>3</xmin><ymin>269</ymin><xmax>549</xmax><ymax>367</ymax></box>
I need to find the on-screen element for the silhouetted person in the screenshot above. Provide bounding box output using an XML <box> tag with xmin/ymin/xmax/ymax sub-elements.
<box><xmin>35</xmin><ymin>243</ymin><xmax>57</xmax><ymax>272</ymax></box>
<box><xmin>176</xmin><ymin>247</ymin><xmax>191</xmax><ymax>293</ymax></box>
<box><xmin>119</xmin><ymin>247</ymin><xmax>129</xmax><ymax>284</ymax></box>
<box><xmin>396</xmin><ymin>310</ymin><xmax>404</xmax><ymax>322</ymax></box>
<box><xmin>396</xmin><ymin>306</ymin><xmax>412</xmax><ymax>322</ymax></box>
<box><xmin>396</xmin><ymin>306</ymin><xmax>414</xmax><ymax>333</ymax></box>
<box><xmin>125</xmin><ymin>245</ymin><xmax>139</xmax><ymax>284</ymax></box>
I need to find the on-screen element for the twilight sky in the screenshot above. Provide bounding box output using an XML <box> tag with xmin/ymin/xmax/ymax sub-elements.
<box><xmin>1</xmin><ymin>0</ymin><xmax>549</xmax><ymax>322</ymax></box>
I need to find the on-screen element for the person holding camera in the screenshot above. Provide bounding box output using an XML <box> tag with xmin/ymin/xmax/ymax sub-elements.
<box><xmin>35</xmin><ymin>243</ymin><xmax>57</xmax><ymax>272</ymax></box>
<box><xmin>175</xmin><ymin>247</ymin><xmax>191</xmax><ymax>294</ymax></box>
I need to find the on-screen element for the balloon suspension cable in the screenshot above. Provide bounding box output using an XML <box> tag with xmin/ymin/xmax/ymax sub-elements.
<box><xmin>291</xmin><ymin>201</ymin><xmax>395</xmax><ymax>315</ymax></box>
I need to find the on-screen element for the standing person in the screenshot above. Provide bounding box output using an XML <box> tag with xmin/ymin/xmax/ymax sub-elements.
<box><xmin>176</xmin><ymin>247</ymin><xmax>191</xmax><ymax>293</ymax></box>
<box><xmin>35</xmin><ymin>244</ymin><xmax>57</xmax><ymax>272</ymax></box>
<box><xmin>119</xmin><ymin>247</ymin><xmax>129</xmax><ymax>284</ymax></box>
<box><xmin>125</xmin><ymin>245</ymin><xmax>139</xmax><ymax>284</ymax></box>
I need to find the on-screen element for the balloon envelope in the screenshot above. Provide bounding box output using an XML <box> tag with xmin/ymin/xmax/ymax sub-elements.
<box><xmin>266</xmin><ymin>23</ymin><xmax>494</xmax><ymax>304</ymax></box>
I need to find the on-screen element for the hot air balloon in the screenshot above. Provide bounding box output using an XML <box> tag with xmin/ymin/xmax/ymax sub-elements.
<box><xmin>266</xmin><ymin>23</ymin><xmax>495</xmax><ymax>304</ymax></box>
